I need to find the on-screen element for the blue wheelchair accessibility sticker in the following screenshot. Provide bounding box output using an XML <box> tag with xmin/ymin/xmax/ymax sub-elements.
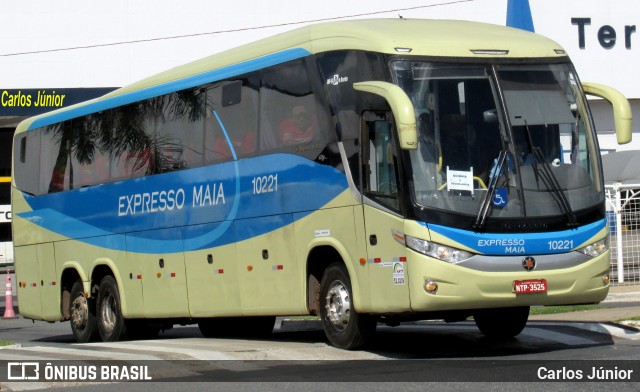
<box><xmin>493</xmin><ymin>187</ymin><xmax>508</xmax><ymax>207</ymax></box>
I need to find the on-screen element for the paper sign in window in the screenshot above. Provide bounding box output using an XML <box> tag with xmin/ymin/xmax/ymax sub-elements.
<box><xmin>446</xmin><ymin>167</ymin><xmax>474</xmax><ymax>194</ymax></box>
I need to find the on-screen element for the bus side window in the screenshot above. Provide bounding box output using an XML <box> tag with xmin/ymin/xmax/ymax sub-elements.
<box><xmin>204</xmin><ymin>79</ymin><xmax>258</xmax><ymax>162</ymax></box>
<box><xmin>259</xmin><ymin>59</ymin><xmax>320</xmax><ymax>152</ymax></box>
<box><xmin>364</xmin><ymin>114</ymin><xmax>400</xmax><ymax>210</ymax></box>
<box><xmin>41</xmin><ymin>121</ymin><xmax>73</xmax><ymax>193</ymax></box>
<box><xmin>154</xmin><ymin>89</ymin><xmax>206</xmax><ymax>172</ymax></box>
<box><xmin>69</xmin><ymin>119</ymin><xmax>110</xmax><ymax>189</ymax></box>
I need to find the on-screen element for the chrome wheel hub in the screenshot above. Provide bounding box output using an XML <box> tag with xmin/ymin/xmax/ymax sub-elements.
<box><xmin>100</xmin><ymin>292</ymin><xmax>117</xmax><ymax>333</ymax></box>
<box><xmin>71</xmin><ymin>295</ymin><xmax>88</xmax><ymax>330</ymax></box>
<box><xmin>325</xmin><ymin>280</ymin><xmax>350</xmax><ymax>331</ymax></box>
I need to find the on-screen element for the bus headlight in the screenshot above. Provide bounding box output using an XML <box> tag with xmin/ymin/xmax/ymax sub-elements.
<box><xmin>405</xmin><ymin>235</ymin><xmax>473</xmax><ymax>263</ymax></box>
<box><xmin>577</xmin><ymin>238</ymin><xmax>609</xmax><ymax>257</ymax></box>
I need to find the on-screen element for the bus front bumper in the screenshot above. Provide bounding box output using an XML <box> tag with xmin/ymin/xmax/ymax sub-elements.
<box><xmin>407</xmin><ymin>250</ymin><xmax>610</xmax><ymax>312</ymax></box>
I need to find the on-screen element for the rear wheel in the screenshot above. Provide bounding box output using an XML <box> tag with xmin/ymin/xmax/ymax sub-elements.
<box><xmin>96</xmin><ymin>275</ymin><xmax>128</xmax><ymax>342</ymax></box>
<box><xmin>69</xmin><ymin>280</ymin><xmax>98</xmax><ymax>342</ymax></box>
<box><xmin>319</xmin><ymin>263</ymin><xmax>376</xmax><ymax>350</ymax></box>
<box><xmin>473</xmin><ymin>306</ymin><xmax>530</xmax><ymax>339</ymax></box>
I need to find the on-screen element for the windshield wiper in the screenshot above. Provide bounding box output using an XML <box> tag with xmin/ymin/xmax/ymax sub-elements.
<box><xmin>523</xmin><ymin>123</ymin><xmax>579</xmax><ymax>227</ymax></box>
<box><xmin>473</xmin><ymin>149</ymin><xmax>507</xmax><ymax>230</ymax></box>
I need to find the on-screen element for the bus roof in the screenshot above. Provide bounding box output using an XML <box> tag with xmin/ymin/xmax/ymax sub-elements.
<box><xmin>16</xmin><ymin>18</ymin><xmax>567</xmax><ymax>133</ymax></box>
<box><xmin>125</xmin><ymin>18</ymin><xmax>565</xmax><ymax>93</ymax></box>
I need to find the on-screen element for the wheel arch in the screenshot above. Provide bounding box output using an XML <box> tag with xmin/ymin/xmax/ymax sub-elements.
<box><xmin>90</xmin><ymin>258</ymin><xmax>130</xmax><ymax>316</ymax></box>
<box><xmin>306</xmin><ymin>239</ymin><xmax>368</xmax><ymax>315</ymax></box>
<box><xmin>60</xmin><ymin>262</ymin><xmax>87</xmax><ymax>320</ymax></box>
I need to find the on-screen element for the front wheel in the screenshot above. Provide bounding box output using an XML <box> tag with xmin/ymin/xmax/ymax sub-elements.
<box><xmin>473</xmin><ymin>306</ymin><xmax>530</xmax><ymax>339</ymax></box>
<box><xmin>96</xmin><ymin>275</ymin><xmax>128</xmax><ymax>342</ymax></box>
<box><xmin>319</xmin><ymin>263</ymin><xmax>376</xmax><ymax>350</ymax></box>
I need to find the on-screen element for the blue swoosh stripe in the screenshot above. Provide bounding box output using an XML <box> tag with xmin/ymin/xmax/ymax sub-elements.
<box><xmin>424</xmin><ymin>219</ymin><xmax>606</xmax><ymax>255</ymax></box>
<box><xmin>19</xmin><ymin>154</ymin><xmax>347</xmax><ymax>254</ymax></box>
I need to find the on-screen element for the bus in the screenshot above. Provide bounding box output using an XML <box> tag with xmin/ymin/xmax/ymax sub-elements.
<box><xmin>11</xmin><ymin>19</ymin><xmax>631</xmax><ymax>349</ymax></box>
<box><xmin>1</xmin><ymin>127</ymin><xmax>13</xmax><ymax>266</ymax></box>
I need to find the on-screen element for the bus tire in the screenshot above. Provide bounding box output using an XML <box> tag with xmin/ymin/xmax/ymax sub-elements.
<box><xmin>69</xmin><ymin>280</ymin><xmax>98</xmax><ymax>342</ymax></box>
<box><xmin>473</xmin><ymin>306</ymin><xmax>530</xmax><ymax>339</ymax></box>
<box><xmin>96</xmin><ymin>275</ymin><xmax>128</xmax><ymax>342</ymax></box>
<box><xmin>319</xmin><ymin>263</ymin><xmax>375</xmax><ymax>350</ymax></box>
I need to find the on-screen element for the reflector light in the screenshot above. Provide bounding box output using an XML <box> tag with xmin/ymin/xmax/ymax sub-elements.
<box><xmin>424</xmin><ymin>280</ymin><xmax>438</xmax><ymax>294</ymax></box>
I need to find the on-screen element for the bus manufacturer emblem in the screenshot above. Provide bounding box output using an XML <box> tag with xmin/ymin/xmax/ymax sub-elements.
<box><xmin>522</xmin><ymin>256</ymin><xmax>536</xmax><ymax>271</ymax></box>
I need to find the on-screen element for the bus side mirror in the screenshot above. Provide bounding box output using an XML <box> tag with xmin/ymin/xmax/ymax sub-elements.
<box><xmin>582</xmin><ymin>82</ymin><xmax>632</xmax><ymax>144</ymax></box>
<box><xmin>353</xmin><ymin>81</ymin><xmax>418</xmax><ymax>150</ymax></box>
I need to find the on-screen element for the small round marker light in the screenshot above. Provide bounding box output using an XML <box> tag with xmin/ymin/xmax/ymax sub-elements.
<box><xmin>424</xmin><ymin>280</ymin><xmax>438</xmax><ymax>294</ymax></box>
<box><xmin>602</xmin><ymin>273</ymin><xmax>610</xmax><ymax>286</ymax></box>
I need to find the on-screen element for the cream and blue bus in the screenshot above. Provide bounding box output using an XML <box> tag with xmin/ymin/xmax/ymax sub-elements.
<box><xmin>11</xmin><ymin>19</ymin><xmax>631</xmax><ymax>349</ymax></box>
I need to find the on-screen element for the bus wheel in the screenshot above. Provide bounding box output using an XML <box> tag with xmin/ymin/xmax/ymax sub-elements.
<box><xmin>319</xmin><ymin>263</ymin><xmax>375</xmax><ymax>350</ymax></box>
<box><xmin>473</xmin><ymin>306</ymin><xmax>530</xmax><ymax>339</ymax></box>
<box><xmin>69</xmin><ymin>280</ymin><xmax>98</xmax><ymax>342</ymax></box>
<box><xmin>96</xmin><ymin>276</ymin><xmax>128</xmax><ymax>342</ymax></box>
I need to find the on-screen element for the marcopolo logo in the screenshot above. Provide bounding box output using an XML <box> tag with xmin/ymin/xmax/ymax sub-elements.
<box><xmin>326</xmin><ymin>74</ymin><xmax>349</xmax><ymax>86</ymax></box>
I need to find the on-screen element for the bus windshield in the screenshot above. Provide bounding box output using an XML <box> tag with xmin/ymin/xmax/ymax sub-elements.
<box><xmin>392</xmin><ymin>61</ymin><xmax>602</xmax><ymax>230</ymax></box>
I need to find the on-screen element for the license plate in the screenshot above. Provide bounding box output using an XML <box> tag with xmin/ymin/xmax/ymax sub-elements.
<box><xmin>513</xmin><ymin>279</ymin><xmax>547</xmax><ymax>294</ymax></box>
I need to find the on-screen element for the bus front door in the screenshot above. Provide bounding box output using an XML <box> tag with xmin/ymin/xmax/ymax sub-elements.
<box><xmin>362</xmin><ymin>115</ymin><xmax>411</xmax><ymax>313</ymax></box>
